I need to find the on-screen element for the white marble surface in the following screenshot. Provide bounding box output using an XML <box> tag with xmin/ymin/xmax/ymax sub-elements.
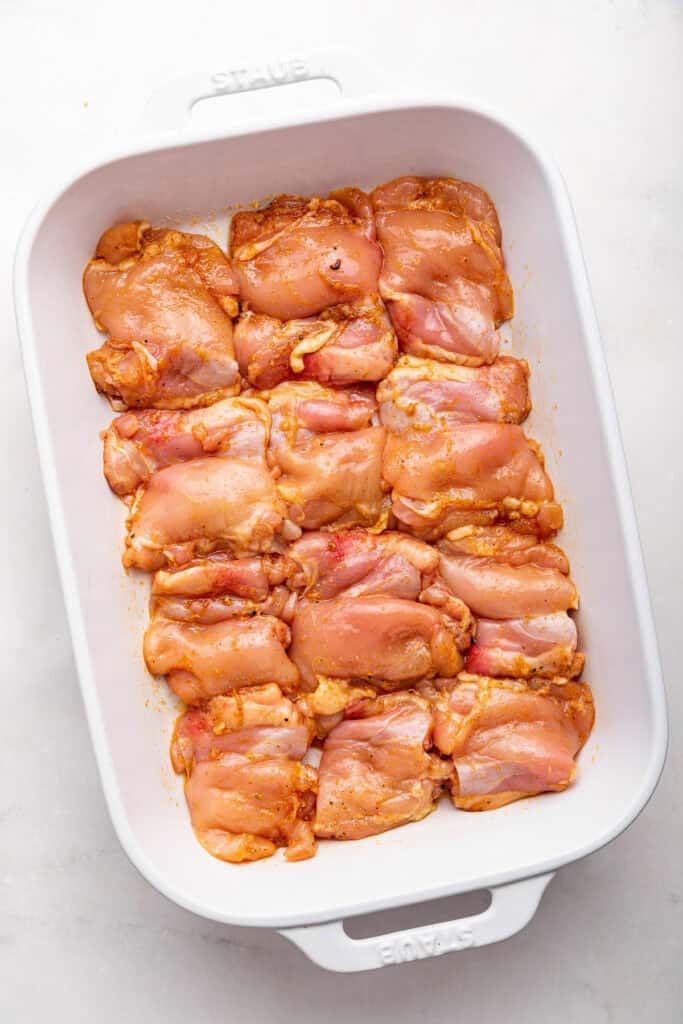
<box><xmin>2</xmin><ymin>1</ymin><xmax>681</xmax><ymax>1019</ymax></box>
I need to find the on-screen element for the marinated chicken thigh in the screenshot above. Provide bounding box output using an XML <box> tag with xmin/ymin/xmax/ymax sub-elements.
<box><xmin>265</xmin><ymin>381</ymin><xmax>388</xmax><ymax>531</ymax></box>
<box><xmin>150</xmin><ymin>553</ymin><xmax>297</xmax><ymax>624</ymax></box>
<box><xmin>103</xmin><ymin>396</ymin><xmax>270</xmax><ymax>496</ymax></box>
<box><xmin>315</xmin><ymin>693</ymin><xmax>451</xmax><ymax>840</ymax></box>
<box><xmin>371</xmin><ymin>176</ymin><xmax>513</xmax><ymax>365</ymax></box>
<box><xmin>230</xmin><ymin>189</ymin><xmax>396</xmax><ymax>387</ymax></box>
<box><xmin>143</xmin><ymin>614</ymin><xmax>300</xmax><ymax>703</ymax></box>
<box><xmin>438</xmin><ymin>526</ymin><xmax>583</xmax><ymax>678</ymax></box>
<box><xmin>84</xmin><ymin>223</ymin><xmax>240</xmax><ymax>409</ymax></box>
<box><xmin>426</xmin><ymin>674</ymin><xmax>594</xmax><ymax>809</ymax></box>
<box><xmin>172</xmin><ymin>686</ymin><xmax>316</xmax><ymax>862</ymax></box>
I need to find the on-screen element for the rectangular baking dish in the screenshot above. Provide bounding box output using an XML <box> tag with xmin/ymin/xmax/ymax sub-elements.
<box><xmin>14</xmin><ymin>52</ymin><xmax>667</xmax><ymax>972</ymax></box>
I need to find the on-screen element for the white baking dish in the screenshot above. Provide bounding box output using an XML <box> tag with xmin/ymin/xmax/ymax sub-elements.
<box><xmin>14</xmin><ymin>53</ymin><xmax>668</xmax><ymax>973</ymax></box>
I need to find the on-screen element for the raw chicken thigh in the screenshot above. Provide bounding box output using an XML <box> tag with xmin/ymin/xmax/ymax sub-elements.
<box><xmin>144</xmin><ymin>614</ymin><xmax>299</xmax><ymax>703</ymax></box>
<box><xmin>371</xmin><ymin>176</ymin><xmax>513</xmax><ymax>365</ymax></box>
<box><xmin>84</xmin><ymin>222</ymin><xmax>240</xmax><ymax>409</ymax></box>
<box><xmin>150</xmin><ymin>553</ymin><xmax>296</xmax><ymax>624</ymax></box>
<box><xmin>82</xmin><ymin>169</ymin><xmax>595</xmax><ymax>868</ymax></box>
<box><xmin>102</xmin><ymin>396</ymin><xmax>270</xmax><ymax>496</ymax></box>
<box><xmin>438</xmin><ymin>526</ymin><xmax>583</xmax><ymax>678</ymax></box>
<box><xmin>314</xmin><ymin>693</ymin><xmax>451</xmax><ymax>840</ymax></box>
<box><xmin>172</xmin><ymin>685</ymin><xmax>317</xmax><ymax>862</ymax></box>
<box><xmin>426</xmin><ymin>674</ymin><xmax>594</xmax><ymax>809</ymax></box>
<box><xmin>265</xmin><ymin>381</ymin><xmax>388</xmax><ymax>531</ymax></box>
<box><xmin>230</xmin><ymin>190</ymin><xmax>396</xmax><ymax>386</ymax></box>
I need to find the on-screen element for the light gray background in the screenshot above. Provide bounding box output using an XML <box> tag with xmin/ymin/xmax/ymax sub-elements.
<box><xmin>2</xmin><ymin>1</ymin><xmax>681</xmax><ymax>1020</ymax></box>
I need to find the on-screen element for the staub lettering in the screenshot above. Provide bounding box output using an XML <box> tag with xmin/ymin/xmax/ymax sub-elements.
<box><xmin>376</xmin><ymin>924</ymin><xmax>475</xmax><ymax>966</ymax></box>
<box><xmin>211</xmin><ymin>61</ymin><xmax>309</xmax><ymax>95</ymax></box>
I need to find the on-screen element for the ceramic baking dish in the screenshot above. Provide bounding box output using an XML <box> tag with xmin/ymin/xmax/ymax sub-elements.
<box><xmin>14</xmin><ymin>52</ymin><xmax>667</xmax><ymax>972</ymax></box>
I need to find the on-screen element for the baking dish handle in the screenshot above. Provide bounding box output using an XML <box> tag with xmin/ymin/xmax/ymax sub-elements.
<box><xmin>278</xmin><ymin>872</ymin><xmax>554</xmax><ymax>972</ymax></box>
<box><xmin>141</xmin><ymin>50</ymin><xmax>379</xmax><ymax>133</ymax></box>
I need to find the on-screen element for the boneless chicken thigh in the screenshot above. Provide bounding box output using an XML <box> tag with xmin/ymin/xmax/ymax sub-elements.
<box><xmin>84</xmin><ymin>223</ymin><xmax>240</xmax><ymax>409</ymax></box>
<box><xmin>289</xmin><ymin>595</ymin><xmax>466</xmax><ymax>693</ymax></box>
<box><xmin>265</xmin><ymin>381</ymin><xmax>388</xmax><ymax>531</ymax></box>
<box><xmin>427</xmin><ymin>674</ymin><xmax>594</xmax><ymax>809</ymax></box>
<box><xmin>315</xmin><ymin>693</ymin><xmax>451</xmax><ymax>840</ymax></box>
<box><xmin>371</xmin><ymin>176</ymin><xmax>513</xmax><ymax>365</ymax></box>
<box><xmin>172</xmin><ymin>686</ymin><xmax>316</xmax><ymax>862</ymax></box>
<box><xmin>378</xmin><ymin>353</ymin><xmax>560</xmax><ymax>539</ymax></box>
<box><xmin>114</xmin><ymin>396</ymin><xmax>295</xmax><ymax>570</ymax></box>
<box><xmin>102</xmin><ymin>396</ymin><xmax>271</xmax><ymax>496</ymax></box>
<box><xmin>438</xmin><ymin>526</ymin><xmax>583</xmax><ymax>678</ymax></box>
<box><xmin>230</xmin><ymin>190</ymin><xmax>396</xmax><ymax>386</ymax></box>
<box><xmin>143</xmin><ymin>614</ymin><xmax>300</xmax><ymax>703</ymax></box>
<box><xmin>150</xmin><ymin>553</ymin><xmax>297</xmax><ymax>624</ymax></box>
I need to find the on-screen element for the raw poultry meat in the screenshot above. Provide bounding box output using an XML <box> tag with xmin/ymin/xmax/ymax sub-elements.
<box><xmin>102</xmin><ymin>396</ymin><xmax>270</xmax><ymax>496</ymax></box>
<box><xmin>122</xmin><ymin>456</ymin><xmax>293</xmax><ymax>572</ymax></box>
<box><xmin>286</xmin><ymin>530</ymin><xmax>472</xmax><ymax>717</ymax></box>
<box><xmin>172</xmin><ymin>686</ymin><xmax>316</xmax><ymax>862</ymax></box>
<box><xmin>371</xmin><ymin>176</ymin><xmax>513</xmax><ymax>365</ymax></box>
<box><xmin>314</xmin><ymin>692</ymin><xmax>451</xmax><ymax>840</ymax></box>
<box><xmin>265</xmin><ymin>381</ymin><xmax>388</xmax><ymax>531</ymax></box>
<box><xmin>378</xmin><ymin>353</ymin><xmax>561</xmax><ymax>539</ymax></box>
<box><xmin>438</xmin><ymin>526</ymin><xmax>583</xmax><ymax>678</ymax></box>
<box><xmin>84</xmin><ymin>223</ymin><xmax>240</xmax><ymax>409</ymax></box>
<box><xmin>234</xmin><ymin>299</ymin><xmax>396</xmax><ymax>389</ymax></box>
<box><xmin>289</xmin><ymin>595</ymin><xmax>466</xmax><ymax>695</ymax></box>
<box><xmin>426</xmin><ymin>674</ymin><xmax>594</xmax><ymax>810</ymax></box>
<box><xmin>150</xmin><ymin>553</ymin><xmax>297</xmax><ymax>624</ymax></box>
<box><xmin>382</xmin><ymin>418</ymin><xmax>563</xmax><ymax>540</ymax></box>
<box><xmin>143</xmin><ymin>614</ymin><xmax>300</xmax><ymax>703</ymax></box>
<box><xmin>378</xmin><ymin>354</ymin><xmax>531</xmax><ymax>431</ymax></box>
<box><xmin>230</xmin><ymin>189</ymin><xmax>396</xmax><ymax>386</ymax></box>
<box><xmin>82</xmin><ymin>171</ymin><xmax>596</xmax><ymax>866</ymax></box>
<box><xmin>230</xmin><ymin>190</ymin><xmax>381</xmax><ymax>320</ymax></box>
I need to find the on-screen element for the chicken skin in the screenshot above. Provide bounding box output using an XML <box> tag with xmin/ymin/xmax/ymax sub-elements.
<box><xmin>172</xmin><ymin>686</ymin><xmax>316</xmax><ymax>862</ymax></box>
<box><xmin>314</xmin><ymin>692</ymin><xmax>451</xmax><ymax>840</ymax></box>
<box><xmin>371</xmin><ymin>176</ymin><xmax>513</xmax><ymax>365</ymax></box>
<box><xmin>426</xmin><ymin>674</ymin><xmax>594</xmax><ymax>810</ymax></box>
<box><xmin>143</xmin><ymin>615</ymin><xmax>300</xmax><ymax>703</ymax></box>
<box><xmin>265</xmin><ymin>381</ymin><xmax>388</xmax><ymax>531</ymax></box>
<box><xmin>84</xmin><ymin>223</ymin><xmax>240</xmax><ymax>409</ymax></box>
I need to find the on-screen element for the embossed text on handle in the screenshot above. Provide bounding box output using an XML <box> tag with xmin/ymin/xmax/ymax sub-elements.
<box><xmin>211</xmin><ymin>60</ymin><xmax>310</xmax><ymax>95</ymax></box>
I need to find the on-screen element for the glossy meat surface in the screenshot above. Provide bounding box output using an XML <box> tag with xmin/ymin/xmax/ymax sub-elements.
<box><xmin>383</xmin><ymin>417</ymin><xmax>562</xmax><ymax>540</ymax></box>
<box><xmin>230</xmin><ymin>190</ymin><xmax>382</xmax><ymax>320</ymax></box>
<box><xmin>84</xmin><ymin>223</ymin><xmax>240</xmax><ymax>409</ymax></box>
<box><xmin>466</xmin><ymin>613</ymin><xmax>583</xmax><ymax>679</ymax></box>
<box><xmin>234</xmin><ymin>298</ymin><xmax>396</xmax><ymax>389</ymax></box>
<box><xmin>122</xmin><ymin>455</ymin><xmax>290</xmax><ymax>571</ymax></box>
<box><xmin>150</xmin><ymin>553</ymin><xmax>296</xmax><ymax>624</ymax></box>
<box><xmin>266</xmin><ymin>381</ymin><xmax>388</xmax><ymax>530</ymax></box>
<box><xmin>289</xmin><ymin>594</ymin><xmax>466</xmax><ymax>691</ymax></box>
<box><xmin>437</xmin><ymin>526</ymin><xmax>577</xmax><ymax>619</ymax></box>
<box><xmin>143</xmin><ymin>614</ymin><xmax>299</xmax><ymax>702</ymax></box>
<box><xmin>102</xmin><ymin>396</ymin><xmax>270</xmax><ymax>496</ymax></box>
<box><xmin>378</xmin><ymin>355</ymin><xmax>530</xmax><ymax>431</ymax></box>
<box><xmin>371</xmin><ymin>177</ymin><xmax>513</xmax><ymax>365</ymax></box>
<box><xmin>428</xmin><ymin>674</ymin><xmax>594</xmax><ymax>809</ymax></box>
<box><xmin>315</xmin><ymin>693</ymin><xmax>451</xmax><ymax>840</ymax></box>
